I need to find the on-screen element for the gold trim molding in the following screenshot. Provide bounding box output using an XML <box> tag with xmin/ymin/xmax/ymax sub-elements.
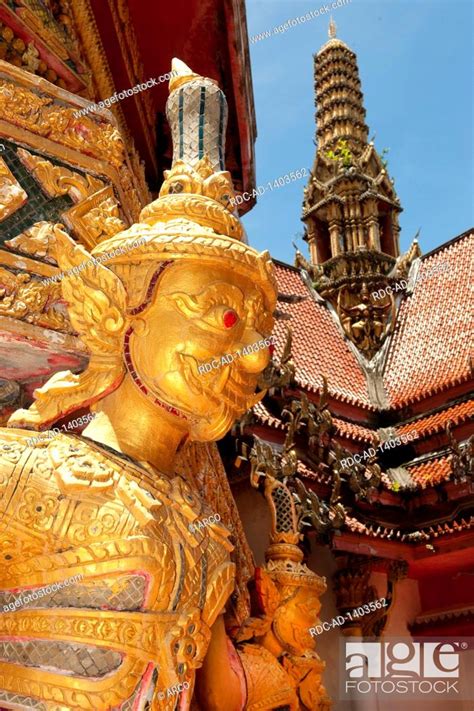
<box><xmin>0</xmin><ymin>59</ymin><xmax>150</xmax><ymax>220</ymax></box>
<box><xmin>0</xmin><ymin>157</ymin><xmax>27</xmax><ymax>221</ymax></box>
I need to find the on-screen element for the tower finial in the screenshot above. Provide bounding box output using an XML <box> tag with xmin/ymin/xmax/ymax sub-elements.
<box><xmin>328</xmin><ymin>16</ymin><xmax>337</xmax><ymax>39</ymax></box>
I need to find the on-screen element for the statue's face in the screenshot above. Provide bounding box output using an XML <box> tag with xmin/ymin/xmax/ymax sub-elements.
<box><xmin>128</xmin><ymin>261</ymin><xmax>274</xmax><ymax>440</ymax></box>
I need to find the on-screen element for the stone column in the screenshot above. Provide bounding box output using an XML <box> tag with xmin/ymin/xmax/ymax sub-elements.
<box><xmin>307</xmin><ymin>230</ymin><xmax>319</xmax><ymax>265</ymax></box>
<box><xmin>328</xmin><ymin>203</ymin><xmax>343</xmax><ymax>256</ymax></box>
<box><xmin>364</xmin><ymin>198</ymin><xmax>381</xmax><ymax>251</ymax></box>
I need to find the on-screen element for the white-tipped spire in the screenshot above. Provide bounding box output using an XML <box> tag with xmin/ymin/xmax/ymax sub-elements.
<box><xmin>328</xmin><ymin>16</ymin><xmax>337</xmax><ymax>39</ymax></box>
<box><xmin>166</xmin><ymin>58</ymin><xmax>228</xmax><ymax>171</ymax></box>
<box><xmin>169</xmin><ymin>57</ymin><xmax>202</xmax><ymax>92</ymax></box>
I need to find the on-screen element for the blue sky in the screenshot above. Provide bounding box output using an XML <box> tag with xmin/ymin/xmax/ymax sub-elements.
<box><xmin>242</xmin><ymin>0</ymin><xmax>474</xmax><ymax>264</ymax></box>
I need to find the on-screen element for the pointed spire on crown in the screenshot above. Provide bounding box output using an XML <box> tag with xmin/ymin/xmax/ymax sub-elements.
<box><xmin>328</xmin><ymin>16</ymin><xmax>337</xmax><ymax>39</ymax></box>
<box><xmin>169</xmin><ymin>57</ymin><xmax>218</xmax><ymax>93</ymax></box>
<box><xmin>166</xmin><ymin>58</ymin><xmax>227</xmax><ymax>172</ymax></box>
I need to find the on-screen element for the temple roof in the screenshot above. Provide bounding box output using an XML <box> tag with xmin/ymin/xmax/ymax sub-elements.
<box><xmin>272</xmin><ymin>228</ymin><xmax>473</xmax><ymax>412</ymax></box>
<box><xmin>344</xmin><ymin>512</ymin><xmax>473</xmax><ymax>542</ymax></box>
<box><xmin>405</xmin><ymin>454</ymin><xmax>452</xmax><ymax>488</ymax></box>
<box><xmin>249</xmin><ymin>228</ymin><xmax>474</xmax><ymax>498</ymax></box>
<box><xmin>396</xmin><ymin>400</ymin><xmax>474</xmax><ymax>438</ymax></box>
<box><xmin>273</xmin><ymin>260</ymin><xmax>371</xmax><ymax>409</ymax></box>
<box><xmin>384</xmin><ymin>230</ymin><xmax>473</xmax><ymax>407</ymax></box>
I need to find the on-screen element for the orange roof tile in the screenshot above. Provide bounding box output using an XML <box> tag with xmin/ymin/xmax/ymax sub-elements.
<box><xmin>272</xmin><ymin>262</ymin><xmax>371</xmax><ymax>408</ymax></box>
<box><xmin>407</xmin><ymin>455</ymin><xmax>452</xmax><ymax>488</ymax></box>
<box><xmin>253</xmin><ymin>400</ymin><xmax>284</xmax><ymax>430</ymax></box>
<box><xmin>296</xmin><ymin>459</ymin><xmax>330</xmax><ymax>484</ymax></box>
<box><xmin>384</xmin><ymin>232</ymin><xmax>473</xmax><ymax>407</ymax></box>
<box><xmin>271</xmin><ymin>231</ymin><xmax>473</xmax><ymax>414</ymax></box>
<box><xmin>333</xmin><ymin>417</ymin><xmax>375</xmax><ymax>442</ymax></box>
<box><xmin>252</xmin><ymin>232</ymin><xmax>473</xmax><ymax>498</ymax></box>
<box><xmin>396</xmin><ymin>399</ymin><xmax>474</xmax><ymax>438</ymax></box>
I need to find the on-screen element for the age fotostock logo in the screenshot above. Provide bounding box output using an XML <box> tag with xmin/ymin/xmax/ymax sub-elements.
<box><xmin>341</xmin><ymin>639</ymin><xmax>473</xmax><ymax>699</ymax></box>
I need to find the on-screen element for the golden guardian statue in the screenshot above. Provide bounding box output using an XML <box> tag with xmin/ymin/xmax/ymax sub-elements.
<box><xmin>0</xmin><ymin>60</ymin><xmax>329</xmax><ymax>710</ymax></box>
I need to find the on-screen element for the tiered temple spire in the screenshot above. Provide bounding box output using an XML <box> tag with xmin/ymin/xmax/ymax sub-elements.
<box><xmin>315</xmin><ymin>19</ymin><xmax>369</xmax><ymax>156</ymax></box>
<box><xmin>299</xmin><ymin>22</ymin><xmax>418</xmax><ymax>360</ymax></box>
<box><xmin>302</xmin><ymin>20</ymin><xmax>402</xmax><ymax>266</ymax></box>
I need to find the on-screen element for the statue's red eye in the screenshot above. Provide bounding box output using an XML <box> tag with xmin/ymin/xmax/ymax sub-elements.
<box><xmin>223</xmin><ymin>309</ymin><xmax>238</xmax><ymax>329</ymax></box>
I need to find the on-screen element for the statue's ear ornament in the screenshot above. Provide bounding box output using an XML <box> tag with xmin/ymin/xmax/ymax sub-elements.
<box><xmin>8</xmin><ymin>226</ymin><xmax>129</xmax><ymax>431</ymax></box>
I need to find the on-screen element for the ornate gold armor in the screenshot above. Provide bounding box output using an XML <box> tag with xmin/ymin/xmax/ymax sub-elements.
<box><xmin>0</xmin><ymin>430</ymin><xmax>234</xmax><ymax>710</ymax></box>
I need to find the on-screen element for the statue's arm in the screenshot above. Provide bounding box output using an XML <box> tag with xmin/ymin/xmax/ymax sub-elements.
<box><xmin>196</xmin><ymin>612</ymin><xmax>303</xmax><ymax>711</ymax></box>
<box><xmin>195</xmin><ymin>615</ymin><xmax>246</xmax><ymax>711</ymax></box>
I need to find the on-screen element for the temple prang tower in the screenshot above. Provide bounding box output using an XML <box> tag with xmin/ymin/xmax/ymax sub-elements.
<box><xmin>301</xmin><ymin>19</ymin><xmax>420</xmax><ymax>359</ymax></box>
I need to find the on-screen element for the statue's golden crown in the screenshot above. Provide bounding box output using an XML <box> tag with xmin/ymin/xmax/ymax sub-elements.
<box><xmin>138</xmin><ymin>156</ymin><xmax>242</xmax><ymax>240</ymax></box>
<box><xmin>88</xmin><ymin>57</ymin><xmax>276</xmax><ymax>308</ymax></box>
<box><xmin>137</xmin><ymin>58</ymin><xmax>241</xmax><ymax>240</ymax></box>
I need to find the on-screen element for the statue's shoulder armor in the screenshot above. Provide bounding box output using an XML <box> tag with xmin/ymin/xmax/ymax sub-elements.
<box><xmin>0</xmin><ymin>429</ymin><xmax>235</xmax><ymax>708</ymax></box>
<box><xmin>0</xmin><ymin>428</ymin><xmax>234</xmax><ymax>617</ymax></box>
<box><xmin>0</xmin><ymin>426</ymin><xmax>224</xmax><ymax>526</ymax></box>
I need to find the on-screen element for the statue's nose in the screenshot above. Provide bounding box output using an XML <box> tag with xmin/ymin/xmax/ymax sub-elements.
<box><xmin>237</xmin><ymin>329</ymin><xmax>271</xmax><ymax>374</ymax></box>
